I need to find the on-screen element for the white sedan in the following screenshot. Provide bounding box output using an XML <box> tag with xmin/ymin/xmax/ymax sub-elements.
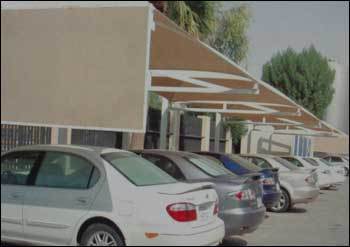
<box><xmin>280</xmin><ymin>156</ymin><xmax>334</xmax><ymax>189</ymax></box>
<box><xmin>1</xmin><ymin>145</ymin><xmax>225</xmax><ymax>246</ymax></box>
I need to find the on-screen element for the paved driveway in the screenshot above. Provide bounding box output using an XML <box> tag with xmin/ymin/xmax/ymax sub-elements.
<box><xmin>223</xmin><ymin>178</ymin><xmax>349</xmax><ymax>246</ymax></box>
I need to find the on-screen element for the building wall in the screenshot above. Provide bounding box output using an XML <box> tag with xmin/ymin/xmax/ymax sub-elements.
<box><xmin>240</xmin><ymin>125</ymin><xmax>294</xmax><ymax>155</ymax></box>
<box><xmin>313</xmin><ymin>136</ymin><xmax>349</xmax><ymax>155</ymax></box>
<box><xmin>324</xmin><ymin>61</ymin><xmax>349</xmax><ymax>134</ymax></box>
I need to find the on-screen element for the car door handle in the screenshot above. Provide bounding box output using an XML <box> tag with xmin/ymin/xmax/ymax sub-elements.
<box><xmin>76</xmin><ymin>197</ymin><xmax>88</xmax><ymax>204</ymax></box>
<box><xmin>10</xmin><ymin>193</ymin><xmax>22</xmax><ymax>199</ymax></box>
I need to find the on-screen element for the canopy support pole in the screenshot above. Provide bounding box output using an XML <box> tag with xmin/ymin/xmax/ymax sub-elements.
<box><xmin>198</xmin><ymin>115</ymin><xmax>211</xmax><ymax>151</ymax></box>
<box><xmin>214</xmin><ymin>112</ymin><xmax>222</xmax><ymax>152</ymax></box>
<box><xmin>169</xmin><ymin>103</ymin><xmax>180</xmax><ymax>151</ymax></box>
<box><xmin>160</xmin><ymin>97</ymin><xmax>169</xmax><ymax>149</ymax></box>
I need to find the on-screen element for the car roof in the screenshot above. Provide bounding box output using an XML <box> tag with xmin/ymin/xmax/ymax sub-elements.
<box><xmin>3</xmin><ymin>144</ymin><xmax>127</xmax><ymax>156</ymax></box>
<box><xmin>131</xmin><ymin>149</ymin><xmax>201</xmax><ymax>159</ymax></box>
<box><xmin>240</xmin><ymin>153</ymin><xmax>275</xmax><ymax>159</ymax></box>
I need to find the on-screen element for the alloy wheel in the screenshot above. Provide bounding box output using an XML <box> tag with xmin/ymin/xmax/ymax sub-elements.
<box><xmin>87</xmin><ymin>231</ymin><xmax>118</xmax><ymax>246</ymax></box>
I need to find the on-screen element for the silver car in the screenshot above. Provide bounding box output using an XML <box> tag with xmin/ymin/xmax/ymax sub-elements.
<box><xmin>241</xmin><ymin>154</ymin><xmax>319</xmax><ymax>213</ymax></box>
<box><xmin>133</xmin><ymin>150</ymin><xmax>266</xmax><ymax>239</ymax></box>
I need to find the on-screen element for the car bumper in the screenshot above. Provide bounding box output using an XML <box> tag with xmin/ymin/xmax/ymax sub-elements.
<box><xmin>291</xmin><ymin>186</ymin><xmax>319</xmax><ymax>205</ymax></box>
<box><xmin>262</xmin><ymin>191</ymin><xmax>281</xmax><ymax>208</ymax></box>
<box><xmin>220</xmin><ymin>206</ymin><xmax>266</xmax><ymax>237</ymax></box>
<box><xmin>128</xmin><ymin>218</ymin><xmax>225</xmax><ymax>246</ymax></box>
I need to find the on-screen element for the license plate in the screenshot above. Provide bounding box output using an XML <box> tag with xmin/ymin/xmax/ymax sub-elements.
<box><xmin>199</xmin><ymin>210</ymin><xmax>210</xmax><ymax>221</ymax></box>
<box><xmin>256</xmin><ymin>197</ymin><xmax>263</xmax><ymax>208</ymax></box>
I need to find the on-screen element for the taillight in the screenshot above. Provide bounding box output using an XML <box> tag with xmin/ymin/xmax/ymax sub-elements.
<box><xmin>213</xmin><ymin>200</ymin><xmax>219</xmax><ymax>215</ymax></box>
<box><xmin>305</xmin><ymin>175</ymin><xmax>315</xmax><ymax>185</ymax></box>
<box><xmin>166</xmin><ymin>203</ymin><xmax>197</xmax><ymax>222</ymax></box>
<box><xmin>233</xmin><ymin>189</ymin><xmax>256</xmax><ymax>201</ymax></box>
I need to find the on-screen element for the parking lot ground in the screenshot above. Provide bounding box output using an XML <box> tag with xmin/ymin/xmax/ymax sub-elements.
<box><xmin>2</xmin><ymin>179</ymin><xmax>349</xmax><ymax>246</ymax></box>
<box><xmin>223</xmin><ymin>178</ymin><xmax>349</xmax><ymax>246</ymax></box>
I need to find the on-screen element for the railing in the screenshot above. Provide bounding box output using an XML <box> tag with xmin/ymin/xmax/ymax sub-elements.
<box><xmin>1</xmin><ymin>124</ymin><xmax>51</xmax><ymax>154</ymax></box>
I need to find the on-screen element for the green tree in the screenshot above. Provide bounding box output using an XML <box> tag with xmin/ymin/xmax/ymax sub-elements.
<box><xmin>209</xmin><ymin>4</ymin><xmax>251</xmax><ymax>64</ymax></box>
<box><xmin>166</xmin><ymin>1</ymin><xmax>217</xmax><ymax>39</ymax></box>
<box><xmin>262</xmin><ymin>45</ymin><xmax>335</xmax><ymax>118</ymax></box>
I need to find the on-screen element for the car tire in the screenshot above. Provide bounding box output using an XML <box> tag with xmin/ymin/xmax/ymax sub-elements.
<box><xmin>269</xmin><ymin>188</ymin><xmax>290</xmax><ymax>213</ymax></box>
<box><xmin>80</xmin><ymin>223</ymin><xmax>125</xmax><ymax>246</ymax></box>
<box><xmin>345</xmin><ymin>167</ymin><xmax>349</xmax><ymax>176</ymax></box>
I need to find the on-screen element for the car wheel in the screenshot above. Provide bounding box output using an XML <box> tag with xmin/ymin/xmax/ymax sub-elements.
<box><xmin>269</xmin><ymin>189</ymin><xmax>290</xmax><ymax>213</ymax></box>
<box><xmin>345</xmin><ymin>167</ymin><xmax>349</xmax><ymax>176</ymax></box>
<box><xmin>81</xmin><ymin>223</ymin><xmax>125</xmax><ymax>246</ymax></box>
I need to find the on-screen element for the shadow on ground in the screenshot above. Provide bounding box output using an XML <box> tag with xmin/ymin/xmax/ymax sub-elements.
<box><xmin>221</xmin><ymin>236</ymin><xmax>248</xmax><ymax>246</ymax></box>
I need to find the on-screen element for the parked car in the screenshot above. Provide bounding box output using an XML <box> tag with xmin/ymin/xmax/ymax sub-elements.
<box><xmin>132</xmin><ymin>150</ymin><xmax>266</xmax><ymax>239</ymax></box>
<box><xmin>1</xmin><ymin>145</ymin><xmax>225</xmax><ymax>246</ymax></box>
<box><xmin>194</xmin><ymin>151</ymin><xmax>281</xmax><ymax>209</ymax></box>
<box><xmin>322</xmin><ymin>155</ymin><xmax>349</xmax><ymax>176</ymax></box>
<box><xmin>279</xmin><ymin>156</ymin><xmax>332</xmax><ymax>189</ymax></box>
<box><xmin>241</xmin><ymin>154</ymin><xmax>319</xmax><ymax>213</ymax></box>
<box><xmin>303</xmin><ymin>157</ymin><xmax>346</xmax><ymax>186</ymax></box>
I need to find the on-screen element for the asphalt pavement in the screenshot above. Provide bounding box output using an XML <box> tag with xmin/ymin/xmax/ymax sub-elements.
<box><xmin>223</xmin><ymin>178</ymin><xmax>349</xmax><ymax>246</ymax></box>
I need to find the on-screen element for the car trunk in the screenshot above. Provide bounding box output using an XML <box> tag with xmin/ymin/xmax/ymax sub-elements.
<box><xmin>151</xmin><ymin>182</ymin><xmax>219</xmax><ymax>228</ymax></box>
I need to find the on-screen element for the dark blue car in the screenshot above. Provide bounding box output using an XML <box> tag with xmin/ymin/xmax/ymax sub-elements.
<box><xmin>196</xmin><ymin>152</ymin><xmax>281</xmax><ymax>209</ymax></box>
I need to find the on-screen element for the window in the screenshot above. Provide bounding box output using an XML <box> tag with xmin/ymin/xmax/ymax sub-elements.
<box><xmin>304</xmin><ymin>158</ymin><xmax>319</xmax><ymax>167</ymax></box>
<box><xmin>250</xmin><ymin>157</ymin><xmax>272</xmax><ymax>169</ymax></box>
<box><xmin>186</xmin><ymin>155</ymin><xmax>235</xmax><ymax>178</ymax></box>
<box><xmin>141</xmin><ymin>154</ymin><xmax>186</xmax><ymax>181</ymax></box>
<box><xmin>228</xmin><ymin>154</ymin><xmax>261</xmax><ymax>172</ymax></box>
<box><xmin>1</xmin><ymin>152</ymin><xmax>40</xmax><ymax>185</ymax></box>
<box><xmin>330</xmin><ymin>156</ymin><xmax>343</xmax><ymax>162</ymax></box>
<box><xmin>35</xmin><ymin>152</ymin><xmax>99</xmax><ymax>189</ymax></box>
<box><xmin>273</xmin><ymin>157</ymin><xmax>298</xmax><ymax>171</ymax></box>
<box><xmin>102</xmin><ymin>152</ymin><xmax>177</xmax><ymax>186</ymax></box>
<box><xmin>283</xmin><ymin>157</ymin><xmax>304</xmax><ymax>167</ymax></box>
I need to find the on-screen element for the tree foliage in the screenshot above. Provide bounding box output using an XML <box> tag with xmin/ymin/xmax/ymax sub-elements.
<box><xmin>166</xmin><ymin>1</ymin><xmax>217</xmax><ymax>39</ymax></box>
<box><xmin>209</xmin><ymin>4</ymin><xmax>251</xmax><ymax>64</ymax></box>
<box><xmin>262</xmin><ymin>45</ymin><xmax>335</xmax><ymax>118</ymax></box>
<box><xmin>222</xmin><ymin>118</ymin><xmax>248</xmax><ymax>145</ymax></box>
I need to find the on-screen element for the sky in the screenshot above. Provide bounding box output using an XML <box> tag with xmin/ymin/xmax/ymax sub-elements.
<box><xmin>222</xmin><ymin>1</ymin><xmax>349</xmax><ymax>78</ymax></box>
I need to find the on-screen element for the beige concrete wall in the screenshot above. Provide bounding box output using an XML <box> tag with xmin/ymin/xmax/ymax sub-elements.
<box><xmin>1</xmin><ymin>6</ymin><xmax>151</xmax><ymax>132</ymax></box>
<box><xmin>313</xmin><ymin>136</ymin><xmax>349</xmax><ymax>154</ymax></box>
<box><xmin>241</xmin><ymin>125</ymin><xmax>293</xmax><ymax>155</ymax></box>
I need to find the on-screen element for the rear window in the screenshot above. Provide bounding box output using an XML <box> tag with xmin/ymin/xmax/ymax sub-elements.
<box><xmin>304</xmin><ymin>158</ymin><xmax>319</xmax><ymax>167</ymax></box>
<box><xmin>273</xmin><ymin>157</ymin><xmax>299</xmax><ymax>171</ymax></box>
<box><xmin>102</xmin><ymin>152</ymin><xmax>177</xmax><ymax>186</ymax></box>
<box><xmin>228</xmin><ymin>154</ymin><xmax>261</xmax><ymax>172</ymax></box>
<box><xmin>186</xmin><ymin>155</ymin><xmax>236</xmax><ymax>178</ymax></box>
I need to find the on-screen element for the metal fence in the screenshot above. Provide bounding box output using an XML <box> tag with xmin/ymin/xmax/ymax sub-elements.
<box><xmin>71</xmin><ymin>129</ymin><xmax>123</xmax><ymax>148</ymax></box>
<box><xmin>1</xmin><ymin>124</ymin><xmax>51</xmax><ymax>154</ymax></box>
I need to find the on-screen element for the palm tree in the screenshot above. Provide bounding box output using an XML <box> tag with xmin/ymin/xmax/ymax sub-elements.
<box><xmin>150</xmin><ymin>1</ymin><xmax>217</xmax><ymax>39</ymax></box>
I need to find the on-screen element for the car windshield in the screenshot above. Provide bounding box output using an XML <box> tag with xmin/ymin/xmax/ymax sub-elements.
<box><xmin>187</xmin><ymin>155</ymin><xmax>236</xmax><ymax>178</ymax></box>
<box><xmin>273</xmin><ymin>157</ymin><xmax>299</xmax><ymax>171</ymax></box>
<box><xmin>320</xmin><ymin>158</ymin><xmax>336</xmax><ymax>167</ymax></box>
<box><xmin>304</xmin><ymin>158</ymin><xmax>319</xmax><ymax>167</ymax></box>
<box><xmin>228</xmin><ymin>154</ymin><xmax>261</xmax><ymax>172</ymax></box>
<box><xmin>102</xmin><ymin>152</ymin><xmax>177</xmax><ymax>186</ymax></box>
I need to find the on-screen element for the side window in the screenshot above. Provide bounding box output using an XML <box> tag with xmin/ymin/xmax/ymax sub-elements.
<box><xmin>142</xmin><ymin>154</ymin><xmax>186</xmax><ymax>181</ymax></box>
<box><xmin>251</xmin><ymin>157</ymin><xmax>272</xmax><ymax>169</ymax></box>
<box><xmin>284</xmin><ymin>157</ymin><xmax>304</xmax><ymax>167</ymax></box>
<box><xmin>35</xmin><ymin>152</ymin><xmax>99</xmax><ymax>189</ymax></box>
<box><xmin>202</xmin><ymin>155</ymin><xmax>224</xmax><ymax>166</ymax></box>
<box><xmin>331</xmin><ymin>157</ymin><xmax>343</xmax><ymax>162</ymax></box>
<box><xmin>1</xmin><ymin>152</ymin><xmax>40</xmax><ymax>185</ymax></box>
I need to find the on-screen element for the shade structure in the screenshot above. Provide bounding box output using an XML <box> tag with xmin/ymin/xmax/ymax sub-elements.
<box><xmin>149</xmin><ymin>9</ymin><xmax>346</xmax><ymax>136</ymax></box>
<box><xmin>1</xmin><ymin>2</ymin><xmax>153</xmax><ymax>132</ymax></box>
